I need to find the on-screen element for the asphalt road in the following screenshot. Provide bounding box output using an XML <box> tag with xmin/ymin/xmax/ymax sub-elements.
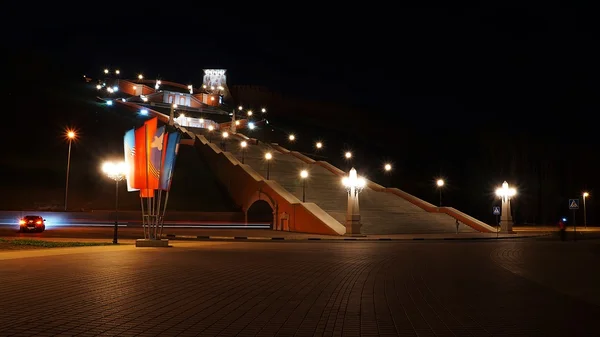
<box><xmin>1</xmin><ymin>238</ymin><xmax>599</xmax><ymax>336</ymax></box>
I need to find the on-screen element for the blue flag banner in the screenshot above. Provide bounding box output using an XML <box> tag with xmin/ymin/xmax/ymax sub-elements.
<box><xmin>123</xmin><ymin>128</ymin><xmax>138</xmax><ymax>192</ymax></box>
<box><xmin>159</xmin><ymin>131</ymin><xmax>181</xmax><ymax>191</ymax></box>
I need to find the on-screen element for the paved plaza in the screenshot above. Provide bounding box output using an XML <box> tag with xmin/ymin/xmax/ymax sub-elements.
<box><xmin>1</xmin><ymin>239</ymin><xmax>599</xmax><ymax>336</ymax></box>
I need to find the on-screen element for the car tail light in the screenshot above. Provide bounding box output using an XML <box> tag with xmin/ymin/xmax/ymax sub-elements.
<box><xmin>36</xmin><ymin>220</ymin><xmax>42</xmax><ymax>225</ymax></box>
<box><xmin>19</xmin><ymin>220</ymin><xmax>26</xmax><ymax>225</ymax></box>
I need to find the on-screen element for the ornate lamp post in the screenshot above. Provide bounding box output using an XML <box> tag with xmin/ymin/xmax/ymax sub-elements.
<box><xmin>102</xmin><ymin>161</ymin><xmax>128</xmax><ymax>244</ymax></box>
<box><xmin>342</xmin><ymin>168</ymin><xmax>366</xmax><ymax>235</ymax></box>
<box><xmin>495</xmin><ymin>181</ymin><xmax>517</xmax><ymax>233</ymax></box>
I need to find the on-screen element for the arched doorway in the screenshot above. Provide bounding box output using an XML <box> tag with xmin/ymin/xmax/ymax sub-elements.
<box><xmin>247</xmin><ymin>200</ymin><xmax>273</xmax><ymax>228</ymax></box>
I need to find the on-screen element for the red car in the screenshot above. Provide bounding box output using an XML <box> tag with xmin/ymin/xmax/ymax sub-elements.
<box><xmin>19</xmin><ymin>216</ymin><xmax>46</xmax><ymax>232</ymax></box>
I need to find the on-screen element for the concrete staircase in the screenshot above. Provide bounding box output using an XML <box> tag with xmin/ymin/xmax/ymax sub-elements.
<box><xmin>198</xmin><ymin>131</ymin><xmax>475</xmax><ymax>234</ymax></box>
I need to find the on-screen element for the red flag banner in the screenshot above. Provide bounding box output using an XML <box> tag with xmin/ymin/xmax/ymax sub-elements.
<box><xmin>139</xmin><ymin>189</ymin><xmax>154</xmax><ymax>198</ymax></box>
<box><xmin>144</xmin><ymin>117</ymin><xmax>158</xmax><ymax>190</ymax></box>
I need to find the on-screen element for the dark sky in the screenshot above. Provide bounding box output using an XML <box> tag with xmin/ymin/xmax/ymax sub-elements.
<box><xmin>14</xmin><ymin>4</ymin><xmax>598</xmax><ymax>120</ymax></box>
<box><xmin>6</xmin><ymin>3</ymin><xmax>600</xmax><ymax>222</ymax></box>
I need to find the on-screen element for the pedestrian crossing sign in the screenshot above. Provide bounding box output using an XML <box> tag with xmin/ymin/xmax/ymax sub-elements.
<box><xmin>569</xmin><ymin>199</ymin><xmax>579</xmax><ymax>209</ymax></box>
<box><xmin>493</xmin><ymin>206</ymin><xmax>500</xmax><ymax>215</ymax></box>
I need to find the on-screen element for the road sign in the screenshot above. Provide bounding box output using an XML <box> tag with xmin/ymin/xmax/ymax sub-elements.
<box><xmin>493</xmin><ymin>206</ymin><xmax>501</xmax><ymax>215</ymax></box>
<box><xmin>569</xmin><ymin>199</ymin><xmax>580</xmax><ymax>209</ymax></box>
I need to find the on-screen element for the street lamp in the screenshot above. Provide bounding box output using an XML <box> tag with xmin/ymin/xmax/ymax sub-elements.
<box><xmin>102</xmin><ymin>161</ymin><xmax>128</xmax><ymax>244</ymax></box>
<box><xmin>104</xmin><ymin>69</ymin><xmax>109</xmax><ymax>74</ymax></box>
<box><xmin>300</xmin><ymin>170</ymin><xmax>308</xmax><ymax>202</ymax></box>
<box><xmin>436</xmin><ymin>179</ymin><xmax>444</xmax><ymax>206</ymax></box>
<box><xmin>261</xmin><ymin>108</ymin><xmax>266</xmax><ymax>113</ymax></box>
<box><xmin>316</xmin><ymin>141</ymin><xmax>323</xmax><ymax>150</ymax></box>
<box><xmin>138</xmin><ymin>74</ymin><xmax>143</xmax><ymax>80</ymax></box>
<box><xmin>288</xmin><ymin>134</ymin><xmax>295</xmax><ymax>142</ymax></box>
<box><xmin>240</xmin><ymin>141</ymin><xmax>247</xmax><ymax>164</ymax></box>
<box><xmin>265</xmin><ymin>152</ymin><xmax>272</xmax><ymax>179</ymax></box>
<box><xmin>345</xmin><ymin>151</ymin><xmax>352</xmax><ymax>159</ymax></box>
<box><xmin>247</xmin><ymin>110</ymin><xmax>253</xmax><ymax>117</ymax></box>
<box><xmin>495</xmin><ymin>181</ymin><xmax>517</xmax><ymax>233</ymax></box>
<box><xmin>64</xmin><ymin>129</ymin><xmax>77</xmax><ymax>211</ymax></box>
<box><xmin>384</xmin><ymin>163</ymin><xmax>392</xmax><ymax>187</ymax></box>
<box><xmin>207</xmin><ymin>125</ymin><xmax>214</xmax><ymax>142</ymax></box>
<box><xmin>583</xmin><ymin>192</ymin><xmax>590</xmax><ymax>228</ymax></box>
<box><xmin>221</xmin><ymin>132</ymin><xmax>229</xmax><ymax>151</ymax></box>
<box><xmin>342</xmin><ymin>168</ymin><xmax>366</xmax><ymax>235</ymax></box>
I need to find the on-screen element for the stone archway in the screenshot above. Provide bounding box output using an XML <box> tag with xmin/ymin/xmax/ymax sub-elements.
<box><xmin>247</xmin><ymin>200</ymin><xmax>274</xmax><ymax>228</ymax></box>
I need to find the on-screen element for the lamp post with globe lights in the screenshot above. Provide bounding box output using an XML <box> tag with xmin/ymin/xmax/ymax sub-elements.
<box><xmin>300</xmin><ymin>170</ymin><xmax>309</xmax><ymax>202</ymax></box>
<box><xmin>102</xmin><ymin>161</ymin><xmax>128</xmax><ymax>244</ymax></box>
<box><xmin>342</xmin><ymin>168</ymin><xmax>366</xmax><ymax>235</ymax></box>
<box><xmin>64</xmin><ymin>129</ymin><xmax>77</xmax><ymax>211</ymax></box>
<box><xmin>265</xmin><ymin>152</ymin><xmax>272</xmax><ymax>179</ymax></box>
<box><xmin>436</xmin><ymin>179</ymin><xmax>445</xmax><ymax>206</ymax></box>
<box><xmin>495</xmin><ymin>181</ymin><xmax>517</xmax><ymax>233</ymax></box>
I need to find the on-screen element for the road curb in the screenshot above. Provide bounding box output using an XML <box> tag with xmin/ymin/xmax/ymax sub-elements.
<box><xmin>163</xmin><ymin>233</ymin><xmax>552</xmax><ymax>242</ymax></box>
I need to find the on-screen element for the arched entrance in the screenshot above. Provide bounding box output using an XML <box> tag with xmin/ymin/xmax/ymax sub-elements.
<box><xmin>247</xmin><ymin>200</ymin><xmax>274</xmax><ymax>228</ymax></box>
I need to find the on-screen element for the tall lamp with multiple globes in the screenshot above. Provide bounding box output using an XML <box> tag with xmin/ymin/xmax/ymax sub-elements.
<box><xmin>102</xmin><ymin>161</ymin><xmax>128</xmax><ymax>244</ymax></box>
<box><xmin>495</xmin><ymin>181</ymin><xmax>517</xmax><ymax>233</ymax></box>
<box><xmin>64</xmin><ymin>129</ymin><xmax>77</xmax><ymax>211</ymax></box>
<box><xmin>342</xmin><ymin>168</ymin><xmax>366</xmax><ymax>235</ymax></box>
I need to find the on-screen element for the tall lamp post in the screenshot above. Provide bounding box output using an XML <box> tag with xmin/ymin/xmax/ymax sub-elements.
<box><xmin>583</xmin><ymin>192</ymin><xmax>590</xmax><ymax>228</ymax></box>
<box><xmin>102</xmin><ymin>161</ymin><xmax>128</xmax><ymax>244</ymax></box>
<box><xmin>495</xmin><ymin>181</ymin><xmax>517</xmax><ymax>233</ymax></box>
<box><xmin>64</xmin><ymin>130</ymin><xmax>77</xmax><ymax>211</ymax></box>
<box><xmin>265</xmin><ymin>152</ymin><xmax>272</xmax><ymax>179</ymax></box>
<box><xmin>436</xmin><ymin>179</ymin><xmax>444</xmax><ymax>206</ymax></box>
<box><xmin>300</xmin><ymin>170</ymin><xmax>308</xmax><ymax>202</ymax></box>
<box><xmin>240</xmin><ymin>141</ymin><xmax>247</xmax><ymax>164</ymax></box>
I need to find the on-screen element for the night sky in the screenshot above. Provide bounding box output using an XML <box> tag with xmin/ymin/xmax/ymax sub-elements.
<box><xmin>6</xmin><ymin>4</ymin><xmax>600</xmax><ymax>224</ymax></box>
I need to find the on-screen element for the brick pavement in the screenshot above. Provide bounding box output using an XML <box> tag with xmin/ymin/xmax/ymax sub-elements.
<box><xmin>1</xmin><ymin>240</ymin><xmax>599</xmax><ymax>336</ymax></box>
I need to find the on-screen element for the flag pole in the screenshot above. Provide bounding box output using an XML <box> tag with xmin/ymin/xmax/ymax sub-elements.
<box><xmin>145</xmin><ymin>124</ymin><xmax>153</xmax><ymax>239</ymax></box>
<box><xmin>156</xmin><ymin>189</ymin><xmax>163</xmax><ymax>239</ymax></box>
<box><xmin>159</xmin><ymin>190</ymin><xmax>170</xmax><ymax>239</ymax></box>
<box><xmin>140</xmin><ymin>197</ymin><xmax>147</xmax><ymax>239</ymax></box>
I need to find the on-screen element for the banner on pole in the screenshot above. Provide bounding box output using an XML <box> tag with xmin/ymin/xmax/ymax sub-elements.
<box><xmin>123</xmin><ymin>128</ymin><xmax>138</xmax><ymax>192</ymax></box>
<box><xmin>159</xmin><ymin>131</ymin><xmax>181</xmax><ymax>191</ymax></box>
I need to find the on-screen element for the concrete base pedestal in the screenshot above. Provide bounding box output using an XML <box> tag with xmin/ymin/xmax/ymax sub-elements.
<box><xmin>345</xmin><ymin>214</ymin><xmax>362</xmax><ymax>235</ymax></box>
<box><xmin>136</xmin><ymin>239</ymin><xmax>170</xmax><ymax>247</ymax></box>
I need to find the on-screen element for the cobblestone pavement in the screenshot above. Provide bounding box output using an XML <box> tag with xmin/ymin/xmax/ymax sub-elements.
<box><xmin>1</xmin><ymin>240</ymin><xmax>599</xmax><ymax>336</ymax></box>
